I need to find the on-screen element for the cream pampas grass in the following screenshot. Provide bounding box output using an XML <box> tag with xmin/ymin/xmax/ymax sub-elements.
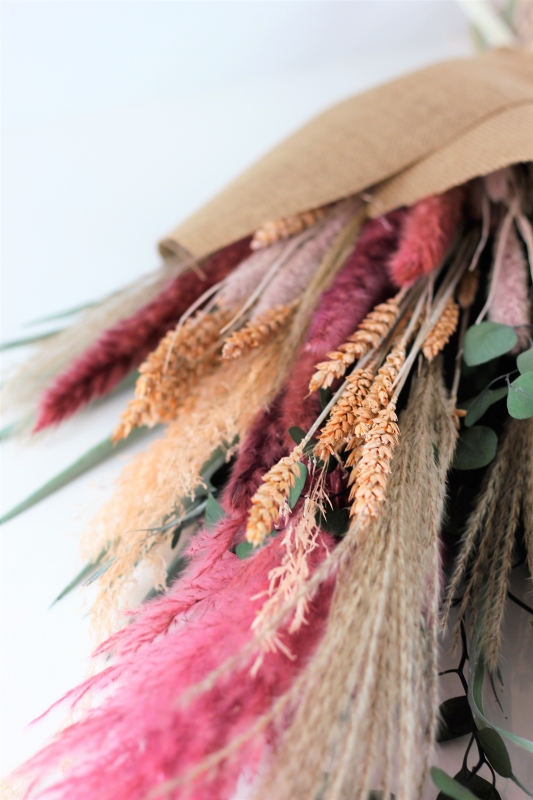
<box><xmin>255</xmin><ymin>359</ymin><xmax>458</xmax><ymax>800</ymax></box>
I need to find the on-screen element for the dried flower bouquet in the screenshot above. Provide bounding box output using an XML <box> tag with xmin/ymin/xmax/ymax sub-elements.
<box><xmin>2</xmin><ymin>23</ymin><xmax>533</xmax><ymax>800</ymax></box>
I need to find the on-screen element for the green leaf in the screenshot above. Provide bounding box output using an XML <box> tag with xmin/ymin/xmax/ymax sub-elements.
<box><xmin>50</xmin><ymin>552</ymin><xmax>106</xmax><ymax>606</ymax></box>
<box><xmin>464</xmin><ymin>322</ymin><xmax>517</xmax><ymax>366</ymax></box>
<box><xmin>517</xmin><ymin>348</ymin><xmax>533</xmax><ymax>375</ymax></box>
<box><xmin>0</xmin><ymin>422</ymin><xmax>17</xmax><ymax>442</ymax></box>
<box><xmin>453</xmin><ymin>426</ymin><xmax>498</xmax><ymax>471</ymax></box>
<box><xmin>0</xmin><ymin>329</ymin><xmax>63</xmax><ymax>351</ymax></box>
<box><xmin>507</xmin><ymin>372</ymin><xmax>533</xmax><ymax>419</ymax></box>
<box><xmin>478</xmin><ymin>728</ymin><xmax>512</xmax><ymax>778</ymax></box>
<box><xmin>431</xmin><ymin>767</ymin><xmax>480</xmax><ymax>800</ymax></box>
<box><xmin>436</xmin><ymin>696</ymin><xmax>474</xmax><ymax>742</ymax></box>
<box><xmin>319</xmin><ymin>387</ymin><xmax>332</xmax><ymax>409</ymax></box>
<box><xmin>0</xmin><ymin>425</ymin><xmax>156</xmax><ymax>525</ymax></box>
<box><xmin>25</xmin><ymin>299</ymin><xmax>98</xmax><ymax>327</ymax></box>
<box><xmin>288</xmin><ymin>426</ymin><xmax>318</xmax><ymax>458</ymax></box>
<box><xmin>464</xmin><ymin>386</ymin><xmax>508</xmax><ymax>427</ymax></box>
<box><xmin>235</xmin><ymin>541</ymin><xmax>254</xmax><ymax>559</ymax></box>
<box><xmin>316</xmin><ymin>507</ymin><xmax>350</xmax><ymax>537</ymax></box>
<box><xmin>205</xmin><ymin>493</ymin><xmax>225</xmax><ymax>529</ymax></box>
<box><xmin>288</xmin><ymin>462</ymin><xmax>307</xmax><ymax>509</ymax></box>
<box><xmin>450</xmin><ymin>769</ymin><xmax>501</xmax><ymax>800</ymax></box>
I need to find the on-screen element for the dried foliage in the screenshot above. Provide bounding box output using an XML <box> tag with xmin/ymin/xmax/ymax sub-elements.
<box><xmin>457</xmin><ymin>267</ymin><xmax>480</xmax><ymax>310</ymax></box>
<box><xmin>251</xmin><ymin>206</ymin><xmax>328</xmax><ymax>250</ymax></box>
<box><xmin>422</xmin><ymin>297</ymin><xmax>459</xmax><ymax>362</ymax></box>
<box><xmin>309</xmin><ymin>292</ymin><xmax>402</xmax><ymax>391</ymax></box>
<box><xmin>113</xmin><ymin>309</ymin><xmax>230</xmax><ymax>441</ymax></box>
<box><xmin>443</xmin><ymin>418</ymin><xmax>533</xmax><ymax>673</ymax></box>
<box><xmin>222</xmin><ymin>302</ymin><xmax>298</xmax><ymax>360</ymax></box>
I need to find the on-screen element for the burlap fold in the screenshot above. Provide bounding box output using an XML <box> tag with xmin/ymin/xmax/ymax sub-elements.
<box><xmin>159</xmin><ymin>48</ymin><xmax>533</xmax><ymax>259</ymax></box>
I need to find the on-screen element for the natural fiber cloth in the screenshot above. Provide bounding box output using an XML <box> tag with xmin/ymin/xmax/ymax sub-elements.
<box><xmin>159</xmin><ymin>48</ymin><xmax>533</xmax><ymax>259</ymax></box>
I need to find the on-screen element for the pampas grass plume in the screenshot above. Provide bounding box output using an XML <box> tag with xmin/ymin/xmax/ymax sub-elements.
<box><xmin>388</xmin><ymin>188</ymin><xmax>463</xmax><ymax>287</ymax></box>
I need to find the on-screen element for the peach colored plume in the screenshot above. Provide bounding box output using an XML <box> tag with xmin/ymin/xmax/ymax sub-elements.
<box><xmin>489</xmin><ymin>222</ymin><xmax>532</xmax><ymax>352</ymax></box>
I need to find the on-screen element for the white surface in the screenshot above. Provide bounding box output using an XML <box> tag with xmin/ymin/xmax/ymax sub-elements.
<box><xmin>1</xmin><ymin>1</ymin><xmax>529</xmax><ymax>796</ymax></box>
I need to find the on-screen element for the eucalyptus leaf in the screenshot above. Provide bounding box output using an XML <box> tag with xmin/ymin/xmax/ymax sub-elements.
<box><xmin>463</xmin><ymin>322</ymin><xmax>517</xmax><ymax>366</ymax></box>
<box><xmin>464</xmin><ymin>387</ymin><xmax>508</xmax><ymax>427</ymax></box>
<box><xmin>431</xmin><ymin>767</ymin><xmax>480</xmax><ymax>800</ymax></box>
<box><xmin>477</xmin><ymin>727</ymin><xmax>512</xmax><ymax>778</ymax></box>
<box><xmin>517</xmin><ymin>348</ymin><xmax>533</xmax><ymax>375</ymax></box>
<box><xmin>319</xmin><ymin>387</ymin><xmax>333</xmax><ymax>410</ymax></box>
<box><xmin>451</xmin><ymin>769</ymin><xmax>500</xmax><ymax>800</ymax></box>
<box><xmin>453</xmin><ymin>426</ymin><xmax>498</xmax><ymax>471</ymax></box>
<box><xmin>316</xmin><ymin>507</ymin><xmax>350</xmax><ymax>537</ymax></box>
<box><xmin>507</xmin><ymin>372</ymin><xmax>533</xmax><ymax>419</ymax></box>
<box><xmin>288</xmin><ymin>426</ymin><xmax>319</xmax><ymax>458</ymax></box>
<box><xmin>288</xmin><ymin>462</ymin><xmax>307</xmax><ymax>509</ymax></box>
<box><xmin>436</xmin><ymin>696</ymin><xmax>473</xmax><ymax>742</ymax></box>
<box><xmin>235</xmin><ymin>541</ymin><xmax>254</xmax><ymax>559</ymax></box>
<box><xmin>205</xmin><ymin>493</ymin><xmax>225</xmax><ymax>529</ymax></box>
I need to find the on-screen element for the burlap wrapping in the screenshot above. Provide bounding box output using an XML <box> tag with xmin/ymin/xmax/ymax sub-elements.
<box><xmin>159</xmin><ymin>48</ymin><xmax>533</xmax><ymax>259</ymax></box>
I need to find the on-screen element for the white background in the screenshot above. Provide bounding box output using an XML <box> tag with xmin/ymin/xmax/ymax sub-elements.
<box><xmin>1</xmin><ymin>1</ymin><xmax>531</xmax><ymax>796</ymax></box>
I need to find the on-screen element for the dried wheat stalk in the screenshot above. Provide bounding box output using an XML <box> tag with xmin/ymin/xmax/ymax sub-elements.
<box><xmin>251</xmin><ymin>206</ymin><xmax>328</xmax><ymax>250</ymax></box>
<box><xmin>113</xmin><ymin>308</ymin><xmax>230</xmax><ymax>441</ymax></box>
<box><xmin>314</xmin><ymin>366</ymin><xmax>376</xmax><ymax>460</ymax></box>
<box><xmin>221</xmin><ymin>301</ymin><xmax>298</xmax><ymax>359</ymax></box>
<box><xmin>309</xmin><ymin>292</ymin><xmax>403</xmax><ymax>391</ymax></box>
<box><xmin>422</xmin><ymin>297</ymin><xmax>459</xmax><ymax>362</ymax></box>
<box><xmin>245</xmin><ymin>446</ymin><xmax>304</xmax><ymax>547</ymax></box>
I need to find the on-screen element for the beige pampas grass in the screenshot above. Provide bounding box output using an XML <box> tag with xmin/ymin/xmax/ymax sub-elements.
<box><xmin>309</xmin><ymin>292</ymin><xmax>403</xmax><ymax>392</ymax></box>
<box><xmin>443</xmin><ymin>417</ymin><xmax>533</xmax><ymax>673</ymax></box>
<box><xmin>83</xmin><ymin>332</ymin><xmax>291</xmax><ymax>638</ymax></box>
<box><xmin>251</xmin><ymin>206</ymin><xmax>328</xmax><ymax>250</ymax></box>
<box><xmin>255</xmin><ymin>359</ymin><xmax>458</xmax><ymax>800</ymax></box>
<box><xmin>221</xmin><ymin>302</ymin><xmax>298</xmax><ymax>360</ymax></box>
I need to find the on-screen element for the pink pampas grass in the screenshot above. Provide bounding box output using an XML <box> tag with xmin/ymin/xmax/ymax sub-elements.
<box><xmin>388</xmin><ymin>188</ymin><xmax>463</xmax><ymax>287</ymax></box>
<box><xmin>33</xmin><ymin>239</ymin><xmax>251</xmax><ymax>432</ymax></box>
<box><xmin>20</xmin><ymin>533</ymin><xmax>334</xmax><ymax>800</ymax></box>
<box><xmin>489</xmin><ymin>222</ymin><xmax>532</xmax><ymax>351</ymax></box>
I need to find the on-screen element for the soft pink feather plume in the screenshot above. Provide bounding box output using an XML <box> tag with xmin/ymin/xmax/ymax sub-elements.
<box><xmin>215</xmin><ymin>240</ymin><xmax>286</xmax><ymax>310</ymax></box>
<box><xmin>18</xmin><ymin>213</ymin><xmax>402</xmax><ymax>799</ymax></box>
<box><xmin>251</xmin><ymin>202</ymin><xmax>358</xmax><ymax>316</ymax></box>
<box><xmin>489</xmin><ymin>223</ymin><xmax>532</xmax><ymax>351</ymax></box>
<box><xmin>388</xmin><ymin>188</ymin><xmax>463</xmax><ymax>287</ymax></box>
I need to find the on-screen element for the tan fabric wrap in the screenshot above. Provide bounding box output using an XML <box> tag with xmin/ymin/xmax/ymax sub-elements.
<box><xmin>159</xmin><ymin>48</ymin><xmax>533</xmax><ymax>259</ymax></box>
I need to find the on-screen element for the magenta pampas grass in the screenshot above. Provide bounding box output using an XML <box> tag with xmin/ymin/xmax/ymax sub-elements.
<box><xmin>489</xmin><ymin>222</ymin><xmax>532</xmax><ymax>351</ymax></box>
<box><xmin>20</xmin><ymin>533</ymin><xmax>334</xmax><ymax>800</ymax></box>
<box><xmin>388</xmin><ymin>188</ymin><xmax>463</xmax><ymax>287</ymax></box>
<box><xmin>33</xmin><ymin>239</ymin><xmax>251</xmax><ymax>432</ymax></box>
